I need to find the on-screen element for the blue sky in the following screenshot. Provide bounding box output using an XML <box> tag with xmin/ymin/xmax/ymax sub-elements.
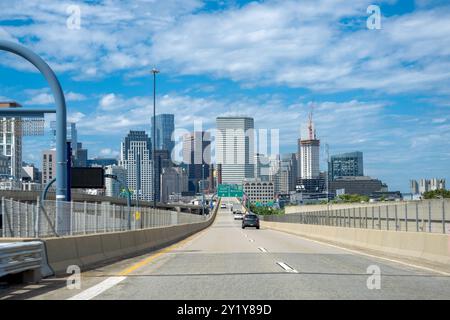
<box><xmin>0</xmin><ymin>0</ymin><xmax>449</xmax><ymax>192</ymax></box>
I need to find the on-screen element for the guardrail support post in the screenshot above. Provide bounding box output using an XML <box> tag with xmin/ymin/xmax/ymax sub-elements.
<box><xmin>395</xmin><ymin>204</ymin><xmax>398</xmax><ymax>231</ymax></box>
<box><xmin>35</xmin><ymin>197</ymin><xmax>40</xmax><ymax>238</ymax></box>
<box><xmin>95</xmin><ymin>202</ymin><xmax>98</xmax><ymax>233</ymax></box>
<box><xmin>83</xmin><ymin>201</ymin><xmax>87</xmax><ymax>234</ymax></box>
<box><xmin>1</xmin><ymin>197</ymin><xmax>5</xmax><ymax>237</ymax></box>
<box><xmin>429</xmin><ymin>201</ymin><xmax>432</xmax><ymax>233</ymax></box>
<box><xmin>386</xmin><ymin>205</ymin><xmax>389</xmax><ymax>231</ymax></box>
<box><xmin>415</xmin><ymin>202</ymin><xmax>419</xmax><ymax>232</ymax></box>
<box><xmin>405</xmin><ymin>203</ymin><xmax>408</xmax><ymax>232</ymax></box>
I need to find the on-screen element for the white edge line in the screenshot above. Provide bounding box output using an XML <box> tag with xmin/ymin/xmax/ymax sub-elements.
<box><xmin>269</xmin><ymin>228</ymin><xmax>450</xmax><ymax>276</ymax></box>
<box><xmin>67</xmin><ymin>276</ymin><xmax>127</xmax><ymax>300</ymax></box>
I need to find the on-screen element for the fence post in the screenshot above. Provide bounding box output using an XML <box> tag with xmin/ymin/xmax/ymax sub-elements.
<box><xmin>415</xmin><ymin>202</ymin><xmax>419</xmax><ymax>232</ymax></box>
<box><xmin>358</xmin><ymin>207</ymin><xmax>362</xmax><ymax>228</ymax></box>
<box><xmin>1</xmin><ymin>197</ymin><xmax>5</xmax><ymax>237</ymax></box>
<box><xmin>95</xmin><ymin>202</ymin><xmax>98</xmax><ymax>233</ymax></box>
<box><xmin>428</xmin><ymin>201</ymin><xmax>432</xmax><ymax>233</ymax></box>
<box><xmin>378</xmin><ymin>206</ymin><xmax>381</xmax><ymax>230</ymax></box>
<box><xmin>35</xmin><ymin>197</ymin><xmax>40</xmax><ymax>238</ymax></box>
<box><xmin>442</xmin><ymin>199</ymin><xmax>446</xmax><ymax>234</ymax></box>
<box><xmin>386</xmin><ymin>205</ymin><xmax>389</xmax><ymax>231</ymax></box>
<box><xmin>104</xmin><ymin>203</ymin><xmax>107</xmax><ymax>233</ymax></box>
<box><xmin>83</xmin><ymin>201</ymin><xmax>87</xmax><ymax>234</ymax></box>
<box><xmin>371</xmin><ymin>206</ymin><xmax>374</xmax><ymax>229</ymax></box>
<box><xmin>394</xmin><ymin>204</ymin><xmax>398</xmax><ymax>231</ymax></box>
<box><xmin>353</xmin><ymin>208</ymin><xmax>356</xmax><ymax>228</ymax></box>
<box><xmin>364</xmin><ymin>207</ymin><xmax>367</xmax><ymax>228</ymax></box>
<box><xmin>70</xmin><ymin>200</ymin><xmax>74</xmax><ymax>235</ymax></box>
<box><xmin>113</xmin><ymin>204</ymin><xmax>116</xmax><ymax>231</ymax></box>
<box><xmin>405</xmin><ymin>203</ymin><xmax>408</xmax><ymax>232</ymax></box>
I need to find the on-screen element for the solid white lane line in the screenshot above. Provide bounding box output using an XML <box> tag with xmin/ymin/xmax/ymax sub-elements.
<box><xmin>277</xmin><ymin>262</ymin><xmax>298</xmax><ymax>273</ymax></box>
<box><xmin>67</xmin><ymin>276</ymin><xmax>127</xmax><ymax>300</ymax></box>
<box><xmin>258</xmin><ymin>247</ymin><xmax>268</xmax><ymax>253</ymax></box>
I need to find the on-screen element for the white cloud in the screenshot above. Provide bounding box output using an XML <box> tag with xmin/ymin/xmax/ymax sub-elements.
<box><xmin>24</xmin><ymin>89</ymin><xmax>86</xmax><ymax>105</ymax></box>
<box><xmin>99</xmin><ymin>148</ymin><xmax>119</xmax><ymax>157</ymax></box>
<box><xmin>3</xmin><ymin>0</ymin><xmax>450</xmax><ymax>94</ymax></box>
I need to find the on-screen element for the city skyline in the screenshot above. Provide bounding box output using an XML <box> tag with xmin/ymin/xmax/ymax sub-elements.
<box><xmin>0</xmin><ymin>0</ymin><xmax>449</xmax><ymax>192</ymax></box>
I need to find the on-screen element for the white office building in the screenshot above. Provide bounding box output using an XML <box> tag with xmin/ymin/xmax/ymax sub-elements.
<box><xmin>119</xmin><ymin>131</ymin><xmax>154</xmax><ymax>202</ymax></box>
<box><xmin>243</xmin><ymin>178</ymin><xmax>274</xmax><ymax>205</ymax></box>
<box><xmin>216</xmin><ymin>117</ymin><xmax>254</xmax><ymax>185</ymax></box>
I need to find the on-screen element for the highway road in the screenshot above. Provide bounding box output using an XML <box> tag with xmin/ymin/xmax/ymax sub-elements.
<box><xmin>2</xmin><ymin>197</ymin><xmax>450</xmax><ymax>300</ymax></box>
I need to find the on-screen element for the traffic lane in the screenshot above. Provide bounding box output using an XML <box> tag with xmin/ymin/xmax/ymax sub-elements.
<box><xmin>94</xmin><ymin>209</ymin><xmax>285</xmax><ymax>299</ymax></box>
<box><xmin>241</xmin><ymin>225</ymin><xmax>450</xmax><ymax>299</ymax></box>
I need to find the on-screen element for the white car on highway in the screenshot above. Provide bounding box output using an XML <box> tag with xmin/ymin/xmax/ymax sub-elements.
<box><xmin>233</xmin><ymin>211</ymin><xmax>244</xmax><ymax>220</ymax></box>
<box><xmin>220</xmin><ymin>203</ymin><xmax>227</xmax><ymax>209</ymax></box>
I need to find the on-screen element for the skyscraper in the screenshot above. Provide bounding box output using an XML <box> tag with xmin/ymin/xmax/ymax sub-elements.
<box><xmin>42</xmin><ymin>149</ymin><xmax>56</xmax><ymax>184</ymax></box>
<box><xmin>300</xmin><ymin>113</ymin><xmax>320</xmax><ymax>179</ymax></box>
<box><xmin>0</xmin><ymin>102</ymin><xmax>22</xmax><ymax>179</ymax></box>
<box><xmin>119</xmin><ymin>131</ymin><xmax>153</xmax><ymax>201</ymax></box>
<box><xmin>329</xmin><ymin>151</ymin><xmax>364</xmax><ymax>181</ymax></box>
<box><xmin>216</xmin><ymin>117</ymin><xmax>254</xmax><ymax>185</ymax></box>
<box><xmin>160</xmin><ymin>166</ymin><xmax>188</xmax><ymax>203</ymax></box>
<box><xmin>183</xmin><ymin>131</ymin><xmax>211</xmax><ymax>193</ymax></box>
<box><xmin>254</xmin><ymin>153</ymin><xmax>271</xmax><ymax>182</ymax></box>
<box><xmin>152</xmin><ymin>114</ymin><xmax>175</xmax><ymax>155</ymax></box>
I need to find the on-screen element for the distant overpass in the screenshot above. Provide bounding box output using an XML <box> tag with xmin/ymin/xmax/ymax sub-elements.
<box><xmin>0</xmin><ymin>190</ymin><xmax>205</xmax><ymax>214</ymax></box>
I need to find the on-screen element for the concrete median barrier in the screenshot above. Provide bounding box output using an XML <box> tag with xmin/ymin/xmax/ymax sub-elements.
<box><xmin>1</xmin><ymin>207</ymin><xmax>217</xmax><ymax>276</ymax></box>
<box><xmin>43</xmin><ymin>209</ymin><xmax>216</xmax><ymax>276</ymax></box>
<box><xmin>262</xmin><ymin>221</ymin><xmax>450</xmax><ymax>267</ymax></box>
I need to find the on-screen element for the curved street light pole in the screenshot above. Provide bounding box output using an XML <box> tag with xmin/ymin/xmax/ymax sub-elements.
<box><xmin>0</xmin><ymin>40</ymin><xmax>68</xmax><ymax>234</ymax></box>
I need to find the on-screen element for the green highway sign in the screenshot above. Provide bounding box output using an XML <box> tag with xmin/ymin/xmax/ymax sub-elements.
<box><xmin>218</xmin><ymin>184</ymin><xmax>243</xmax><ymax>197</ymax></box>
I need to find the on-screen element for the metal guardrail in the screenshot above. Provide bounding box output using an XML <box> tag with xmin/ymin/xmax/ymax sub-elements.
<box><xmin>0</xmin><ymin>242</ymin><xmax>43</xmax><ymax>279</ymax></box>
<box><xmin>260</xmin><ymin>199</ymin><xmax>450</xmax><ymax>234</ymax></box>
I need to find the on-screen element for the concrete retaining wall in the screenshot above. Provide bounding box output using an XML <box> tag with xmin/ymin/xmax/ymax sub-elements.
<box><xmin>1</xmin><ymin>206</ymin><xmax>218</xmax><ymax>276</ymax></box>
<box><xmin>262</xmin><ymin>221</ymin><xmax>450</xmax><ymax>266</ymax></box>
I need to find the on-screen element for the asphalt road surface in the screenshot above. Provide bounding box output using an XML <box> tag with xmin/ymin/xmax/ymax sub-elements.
<box><xmin>2</xmin><ymin>197</ymin><xmax>450</xmax><ymax>300</ymax></box>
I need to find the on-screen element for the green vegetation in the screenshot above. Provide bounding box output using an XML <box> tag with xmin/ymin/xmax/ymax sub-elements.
<box><xmin>423</xmin><ymin>189</ymin><xmax>450</xmax><ymax>199</ymax></box>
<box><xmin>249</xmin><ymin>204</ymin><xmax>284</xmax><ymax>215</ymax></box>
<box><xmin>334</xmin><ymin>194</ymin><xmax>370</xmax><ymax>203</ymax></box>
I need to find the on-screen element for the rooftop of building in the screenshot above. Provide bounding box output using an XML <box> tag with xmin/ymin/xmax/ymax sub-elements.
<box><xmin>0</xmin><ymin>102</ymin><xmax>22</xmax><ymax>108</ymax></box>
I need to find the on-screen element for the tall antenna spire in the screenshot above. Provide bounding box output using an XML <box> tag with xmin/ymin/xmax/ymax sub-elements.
<box><xmin>308</xmin><ymin>103</ymin><xmax>315</xmax><ymax>140</ymax></box>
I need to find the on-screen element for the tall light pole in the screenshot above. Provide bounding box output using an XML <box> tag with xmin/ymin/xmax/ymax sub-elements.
<box><xmin>151</xmin><ymin>68</ymin><xmax>159</xmax><ymax>209</ymax></box>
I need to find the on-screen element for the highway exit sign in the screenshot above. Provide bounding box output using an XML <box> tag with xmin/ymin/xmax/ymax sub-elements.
<box><xmin>218</xmin><ymin>184</ymin><xmax>243</xmax><ymax>197</ymax></box>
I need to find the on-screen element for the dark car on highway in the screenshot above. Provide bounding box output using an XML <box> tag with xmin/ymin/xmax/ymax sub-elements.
<box><xmin>242</xmin><ymin>214</ymin><xmax>260</xmax><ymax>229</ymax></box>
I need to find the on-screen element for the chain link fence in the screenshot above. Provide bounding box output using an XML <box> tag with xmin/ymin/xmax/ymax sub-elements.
<box><xmin>1</xmin><ymin>197</ymin><xmax>209</xmax><ymax>238</ymax></box>
<box><xmin>260</xmin><ymin>199</ymin><xmax>450</xmax><ymax>234</ymax></box>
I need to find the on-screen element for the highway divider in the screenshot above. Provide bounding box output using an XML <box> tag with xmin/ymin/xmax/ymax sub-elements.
<box><xmin>1</xmin><ymin>201</ymin><xmax>219</xmax><ymax>277</ymax></box>
<box><xmin>261</xmin><ymin>221</ymin><xmax>450</xmax><ymax>267</ymax></box>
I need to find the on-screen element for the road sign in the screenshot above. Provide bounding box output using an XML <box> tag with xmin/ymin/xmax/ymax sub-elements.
<box><xmin>218</xmin><ymin>184</ymin><xmax>243</xmax><ymax>197</ymax></box>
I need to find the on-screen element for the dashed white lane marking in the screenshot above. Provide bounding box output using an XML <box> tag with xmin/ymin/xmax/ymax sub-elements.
<box><xmin>258</xmin><ymin>247</ymin><xmax>268</xmax><ymax>253</ymax></box>
<box><xmin>67</xmin><ymin>276</ymin><xmax>126</xmax><ymax>300</ymax></box>
<box><xmin>276</xmin><ymin>262</ymin><xmax>298</xmax><ymax>273</ymax></box>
